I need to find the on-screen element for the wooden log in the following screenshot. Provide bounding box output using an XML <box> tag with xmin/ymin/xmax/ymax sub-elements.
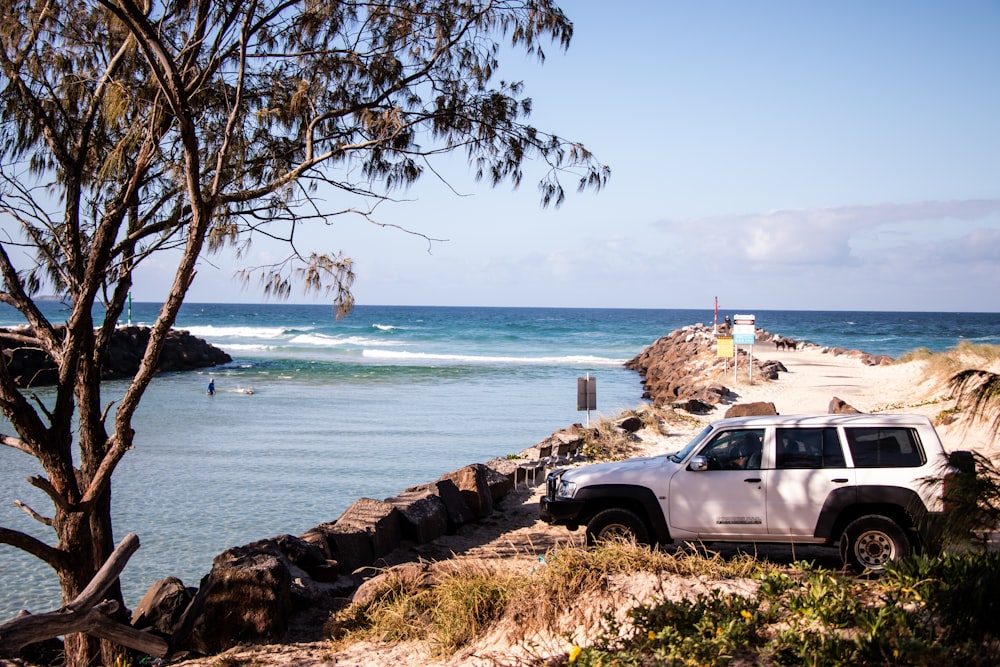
<box><xmin>0</xmin><ymin>533</ymin><xmax>168</xmax><ymax>659</ymax></box>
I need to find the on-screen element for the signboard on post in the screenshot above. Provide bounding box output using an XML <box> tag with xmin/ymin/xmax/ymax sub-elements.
<box><xmin>732</xmin><ymin>314</ymin><xmax>756</xmax><ymax>345</ymax></box>
<box><xmin>577</xmin><ymin>374</ymin><xmax>597</xmax><ymax>426</ymax></box>
<box><xmin>716</xmin><ymin>335</ymin><xmax>734</xmax><ymax>358</ymax></box>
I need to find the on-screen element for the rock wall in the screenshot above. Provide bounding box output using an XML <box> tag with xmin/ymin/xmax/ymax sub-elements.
<box><xmin>128</xmin><ymin>426</ymin><xmax>589</xmax><ymax>660</ymax></box>
<box><xmin>625</xmin><ymin>323</ymin><xmax>892</xmax><ymax>410</ymax></box>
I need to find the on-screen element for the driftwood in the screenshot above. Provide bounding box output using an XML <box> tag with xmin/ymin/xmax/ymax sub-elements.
<box><xmin>0</xmin><ymin>533</ymin><xmax>168</xmax><ymax>659</ymax></box>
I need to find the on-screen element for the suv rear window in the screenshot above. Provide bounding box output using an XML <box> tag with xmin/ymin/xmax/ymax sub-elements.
<box><xmin>844</xmin><ymin>427</ymin><xmax>925</xmax><ymax>468</ymax></box>
<box><xmin>776</xmin><ymin>427</ymin><xmax>845</xmax><ymax>469</ymax></box>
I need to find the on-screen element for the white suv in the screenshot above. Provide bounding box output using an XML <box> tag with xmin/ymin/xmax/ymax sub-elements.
<box><xmin>540</xmin><ymin>414</ymin><xmax>960</xmax><ymax>570</ymax></box>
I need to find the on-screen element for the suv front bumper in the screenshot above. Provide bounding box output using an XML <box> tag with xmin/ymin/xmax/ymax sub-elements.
<box><xmin>539</xmin><ymin>496</ymin><xmax>585</xmax><ymax>527</ymax></box>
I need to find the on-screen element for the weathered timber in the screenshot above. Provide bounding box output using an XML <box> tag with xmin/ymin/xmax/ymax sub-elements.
<box><xmin>0</xmin><ymin>533</ymin><xmax>168</xmax><ymax>659</ymax></box>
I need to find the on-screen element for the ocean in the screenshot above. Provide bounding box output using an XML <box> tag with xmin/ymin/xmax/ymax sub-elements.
<box><xmin>2</xmin><ymin>303</ymin><xmax>1000</xmax><ymax>619</ymax></box>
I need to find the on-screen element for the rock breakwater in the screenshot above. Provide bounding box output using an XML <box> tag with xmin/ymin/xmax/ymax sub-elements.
<box><xmin>0</xmin><ymin>325</ymin><xmax>231</xmax><ymax>387</ymax></box>
<box><xmin>626</xmin><ymin>323</ymin><xmax>894</xmax><ymax>411</ymax></box>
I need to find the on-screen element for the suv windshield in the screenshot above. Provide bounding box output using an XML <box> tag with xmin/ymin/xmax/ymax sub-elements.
<box><xmin>669</xmin><ymin>425</ymin><xmax>714</xmax><ymax>463</ymax></box>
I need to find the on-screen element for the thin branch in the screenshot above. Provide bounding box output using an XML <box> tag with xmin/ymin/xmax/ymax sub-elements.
<box><xmin>27</xmin><ymin>476</ymin><xmax>71</xmax><ymax>514</ymax></box>
<box><xmin>0</xmin><ymin>432</ymin><xmax>32</xmax><ymax>456</ymax></box>
<box><xmin>14</xmin><ymin>500</ymin><xmax>53</xmax><ymax>527</ymax></box>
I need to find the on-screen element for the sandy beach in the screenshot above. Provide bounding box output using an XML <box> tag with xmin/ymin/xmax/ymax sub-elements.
<box><xmin>708</xmin><ymin>343</ymin><xmax>997</xmax><ymax>457</ymax></box>
<box><xmin>170</xmin><ymin>343</ymin><xmax>1000</xmax><ymax>667</ymax></box>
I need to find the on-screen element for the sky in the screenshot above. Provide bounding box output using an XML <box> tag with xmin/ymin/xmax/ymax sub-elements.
<box><xmin>142</xmin><ymin>1</ymin><xmax>1000</xmax><ymax>312</ymax></box>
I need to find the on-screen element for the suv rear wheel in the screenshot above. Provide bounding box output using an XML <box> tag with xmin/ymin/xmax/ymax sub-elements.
<box><xmin>585</xmin><ymin>508</ymin><xmax>650</xmax><ymax>546</ymax></box>
<box><xmin>841</xmin><ymin>515</ymin><xmax>911</xmax><ymax>572</ymax></box>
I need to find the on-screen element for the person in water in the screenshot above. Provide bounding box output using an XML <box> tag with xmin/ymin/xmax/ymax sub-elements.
<box><xmin>207</xmin><ymin>378</ymin><xmax>215</xmax><ymax>396</ymax></box>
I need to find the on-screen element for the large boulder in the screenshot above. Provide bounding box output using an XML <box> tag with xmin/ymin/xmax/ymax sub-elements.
<box><xmin>405</xmin><ymin>479</ymin><xmax>476</xmax><ymax>531</ymax></box>
<box><xmin>131</xmin><ymin>576</ymin><xmax>194</xmax><ymax>637</ymax></box>
<box><xmin>439</xmin><ymin>464</ymin><xmax>494</xmax><ymax>519</ymax></box>
<box><xmin>384</xmin><ymin>489</ymin><xmax>449</xmax><ymax>544</ymax></box>
<box><xmin>179</xmin><ymin>548</ymin><xmax>293</xmax><ymax>655</ymax></box>
<box><xmin>334</xmin><ymin>498</ymin><xmax>403</xmax><ymax>559</ymax></box>
<box><xmin>828</xmin><ymin>397</ymin><xmax>862</xmax><ymax>414</ymax></box>
<box><xmin>724</xmin><ymin>401</ymin><xmax>779</xmax><ymax>418</ymax></box>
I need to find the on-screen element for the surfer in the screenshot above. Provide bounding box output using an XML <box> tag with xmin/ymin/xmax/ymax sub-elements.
<box><xmin>207</xmin><ymin>378</ymin><xmax>215</xmax><ymax>396</ymax></box>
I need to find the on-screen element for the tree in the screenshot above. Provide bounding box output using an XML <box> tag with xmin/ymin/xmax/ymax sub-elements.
<box><xmin>949</xmin><ymin>369</ymin><xmax>1000</xmax><ymax>437</ymax></box>
<box><xmin>0</xmin><ymin>1</ymin><xmax>607</xmax><ymax>664</ymax></box>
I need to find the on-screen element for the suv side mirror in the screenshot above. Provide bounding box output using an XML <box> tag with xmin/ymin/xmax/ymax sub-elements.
<box><xmin>689</xmin><ymin>456</ymin><xmax>709</xmax><ymax>471</ymax></box>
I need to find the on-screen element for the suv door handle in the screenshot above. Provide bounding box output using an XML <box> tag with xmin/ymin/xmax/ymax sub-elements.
<box><xmin>744</xmin><ymin>478</ymin><xmax>762</xmax><ymax>483</ymax></box>
<box><xmin>831</xmin><ymin>478</ymin><xmax>849</xmax><ymax>483</ymax></box>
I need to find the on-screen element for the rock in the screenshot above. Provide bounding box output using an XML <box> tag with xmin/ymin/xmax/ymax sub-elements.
<box><xmin>182</xmin><ymin>549</ymin><xmax>293</xmax><ymax>655</ymax></box>
<box><xmin>534</xmin><ymin>426</ymin><xmax>586</xmax><ymax>458</ymax></box>
<box><xmin>306</xmin><ymin>522</ymin><xmax>374</xmax><ymax>577</ymax></box>
<box><xmin>385</xmin><ymin>489</ymin><xmax>448</xmax><ymax>544</ymax></box>
<box><xmin>758</xmin><ymin>360</ymin><xmax>787</xmax><ymax>380</ymax></box>
<box><xmin>439</xmin><ymin>464</ymin><xmax>494</xmax><ymax>519</ymax></box>
<box><xmin>350</xmin><ymin>562</ymin><xmax>429</xmax><ymax>608</ymax></box>
<box><xmin>724</xmin><ymin>402</ymin><xmax>779</xmax><ymax>418</ymax></box>
<box><xmin>131</xmin><ymin>576</ymin><xmax>194</xmax><ymax>637</ymax></box>
<box><xmin>673</xmin><ymin>398</ymin><xmax>714</xmax><ymax>414</ymax></box>
<box><xmin>334</xmin><ymin>498</ymin><xmax>403</xmax><ymax>559</ymax></box>
<box><xmin>405</xmin><ymin>479</ymin><xmax>476</xmax><ymax>531</ymax></box>
<box><xmin>482</xmin><ymin>463</ymin><xmax>515</xmax><ymax>502</ymax></box>
<box><xmin>241</xmin><ymin>533</ymin><xmax>329</xmax><ymax>571</ymax></box>
<box><xmin>614</xmin><ymin>415</ymin><xmax>644</xmax><ymax>433</ymax></box>
<box><xmin>828</xmin><ymin>397</ymin><xmax>862</xmax><ymax>414</ymax></box>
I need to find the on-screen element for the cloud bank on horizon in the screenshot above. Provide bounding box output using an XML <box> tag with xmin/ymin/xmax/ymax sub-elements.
<box><xmin>155</xmin><ymin>2</ymin><xmax>999</xmax><ymax>313</ymax></box>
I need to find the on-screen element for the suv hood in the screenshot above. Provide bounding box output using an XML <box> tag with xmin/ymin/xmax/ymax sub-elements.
<box><xmin>561</xmin><ymin>454</ymin><xmax>674</xmax><ymax>485</ymax></box>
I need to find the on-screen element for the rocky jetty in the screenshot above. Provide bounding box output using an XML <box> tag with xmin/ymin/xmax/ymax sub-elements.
<box><xmin>625</xmin><ymin>323</ymin><xmax>894</xmax><ymax>411</ymax></box>
<box><xmin>0</xmin><ymin>325</ymin><xmax>232</xmax><ymax>387</ymax></box>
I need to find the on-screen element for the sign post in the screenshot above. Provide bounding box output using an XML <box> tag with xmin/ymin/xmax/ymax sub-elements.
<box><xmin>577</xmin><ymin>373</ymin><xmax>597</xmax><ymax>426</ymax></box>
<box><xmin>732</xmin><ymin>314</ymin><xmax>757</xmax><ymax>383</ymax></box>
<box><xmin>716</xmin><ymin>335</ymin><xmax>733</xmax><ymax>373</ymax></box>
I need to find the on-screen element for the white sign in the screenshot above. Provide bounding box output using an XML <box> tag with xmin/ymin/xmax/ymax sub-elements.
<box><xmin>732</xmin><ymin>313</ymin><xmax>756</xmax><ymax>339</ymax></box>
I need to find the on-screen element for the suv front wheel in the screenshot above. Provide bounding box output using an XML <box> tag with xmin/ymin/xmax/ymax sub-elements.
<box><xmin>841</xmin><ymin>515</ymin><xmax>911</xmax><ymax>572</ymax></box>
<box><xmin>585</xmin><ymin>508</ymin><xmax>650</xmax><ymax>546</ymax></box>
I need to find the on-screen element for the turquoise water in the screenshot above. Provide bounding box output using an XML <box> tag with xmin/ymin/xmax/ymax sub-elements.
<box><xmin>2</xmin><ymin>303</ymin><xmax>999</xmax><ymax>619</ymax></box>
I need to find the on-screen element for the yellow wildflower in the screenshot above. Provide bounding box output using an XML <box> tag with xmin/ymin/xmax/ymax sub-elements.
<box><xmin>569</xmin><ymin>645</ymin><xmax>582</xmax><ymax>663</ymax></box>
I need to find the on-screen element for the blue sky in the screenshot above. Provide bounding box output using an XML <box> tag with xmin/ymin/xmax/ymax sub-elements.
<box><xmin>152</xmin><ymin>1</ymin><xmax>1000</xmax><ymax>312</ymax></box>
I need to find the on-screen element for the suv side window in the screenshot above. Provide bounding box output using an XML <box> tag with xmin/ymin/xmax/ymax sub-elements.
<box><xmin>775</xmin><ymin>427</ymin><xmax>845</xmax><ymax>469</ymax></box>
<box><xmin>698</xmin><ymin>429</ymin><xmax>765</xmax><ymax>470</ymax></box>
<box><xmin>844</xmin><ymin>427</ymin><xmax>925</xmax><ymax>468</ymax></box>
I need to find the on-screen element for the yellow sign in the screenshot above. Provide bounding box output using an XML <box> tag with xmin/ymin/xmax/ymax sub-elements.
<box><xmin>717</xmin><ymin>336</ymin><xmax>734</xmax><ymax>358</ymax></box>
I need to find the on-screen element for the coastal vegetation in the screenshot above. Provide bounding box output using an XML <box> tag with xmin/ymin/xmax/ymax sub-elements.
<box><xmin>327</xmin><ymin>541</ymin><xmax>1000</xmax><ymax>666</ymax></box>
<box><xmin>0</xmin><ymin>2</ymin><xmax>605</xmax><ymax>664</ymax></box>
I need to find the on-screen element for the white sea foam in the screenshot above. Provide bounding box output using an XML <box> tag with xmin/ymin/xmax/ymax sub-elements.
<box><xmin>361</xmin><ymin>349</ymin><xmax>625</xmax><ymax>365</ymax></box>
<box><xmin>224</xmin><ymin>343</ymin><xmax>276</xmax><ymax>352</ymax></box>
<box><xmin>183</xmin><ymin>324</ymin><xmax>295</xmax><ymax>339</ymax></box>
<box><xmin>372</xmin><ymin>323</ymin><xmax>399</xmax><ymax>332</ymax></box>
<box><xmin>288</xmin><ymin>333</ymin><xmax>395</xmax><ymax>347</ymax></box>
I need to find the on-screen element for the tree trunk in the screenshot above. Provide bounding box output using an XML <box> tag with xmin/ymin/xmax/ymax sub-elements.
<box><xmin>57</xmin><ymin>489</ymin><xmax>125</xmax><ymax>666</ymax></box>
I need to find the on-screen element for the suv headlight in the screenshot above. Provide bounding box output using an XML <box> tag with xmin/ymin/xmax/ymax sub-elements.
<box><xmin>555</xmin><ymin>478</ymin><xmax>578</xmax><ymax>499</ymax></box>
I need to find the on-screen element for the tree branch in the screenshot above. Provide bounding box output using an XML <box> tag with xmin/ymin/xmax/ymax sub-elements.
<box><xmin>0</xmin><ymin>533</ymin><xmax>168</xmax><ymax>659</ymax></box>
<box><xmin>0</xmin><ymin>527</ymin><xmax>65</xmax><ymax>570</ymax></box>
<box><xmin>14</xmin><ymin>500</ymin><xmax>52</xmax><ymax>527</ymax></box>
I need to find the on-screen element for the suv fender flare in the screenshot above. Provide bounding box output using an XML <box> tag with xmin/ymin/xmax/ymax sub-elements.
<box><xmin>814</xmin><ymin>485</ymin><xmax>928</xmax><ymax>542</ymax></box>
<box><xmin>575</xmin><ymin>484</ymin><xmax>672</xmax><ymax>544</ymax></box>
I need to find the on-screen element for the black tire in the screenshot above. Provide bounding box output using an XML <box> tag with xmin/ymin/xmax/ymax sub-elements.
<box><xmin>585</xmin><ymin>508</ymin><xmax>650</xmax><ymax>546</ymax></box>
<box><xmin>840</xmin><ymin>515</ymin><xmax>911</xmax><ymax>572</ymax></box>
